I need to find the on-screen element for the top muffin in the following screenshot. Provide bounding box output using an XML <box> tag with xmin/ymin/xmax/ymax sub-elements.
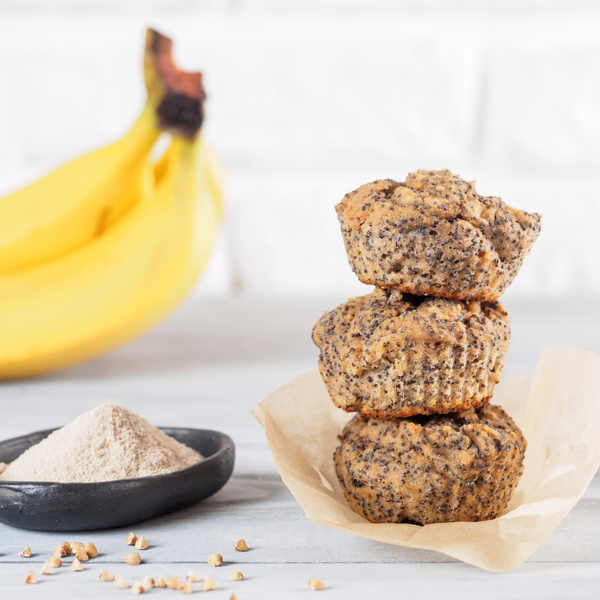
<box><xmin>336</xmin><ymin>170</ymin><xmax>541</xmax><ymax>301</ymax></box>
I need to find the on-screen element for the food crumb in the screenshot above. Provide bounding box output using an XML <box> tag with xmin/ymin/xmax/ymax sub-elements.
<box><xmin>100</xmin><ymin>569</ymin><xmax>115</xmax><ymax>581</ymax></box>
<box><xmin>309</xmin><ymin>577</ymin><xmax>325</xmax><ymax>591</ymax></box>
<box><xmin>41</xmin><ymin>561</ymin><xmax>54</xmax><ymax>575</ymax></box>
<box><xmin>131</xmin><ymin>581</ymin><xmax>145</xmax><ymax>594</ymax></box>
<box><xmin>124</xmin><ymin>552</ymin><xmax>141</xmax><ymax>565</ymax></box>
<box><xmin>179</xmin><ymin>581</ymin><xmax>193</xmax><ymax>594</ymax></box>
<box><xmin>25</xmin><ymin>571</ymin><xmax>37</xmax><ymax>584</ymax></box>
<box><xmin>70</xmin><ymin>558</ymin><xmax>83</xmax><ymax>572</ymax></box>
<box><xmin>135</xmin><ymin>536</ymin><xmax>148</xmax><ymax>550</ymax></box>
<box><xmin>201</xmin><ymin>576</ymin><xmax>217</xmax><ymax>591</ymax></box>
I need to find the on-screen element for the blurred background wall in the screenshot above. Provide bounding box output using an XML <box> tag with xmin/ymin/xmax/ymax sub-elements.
<box><xmin>0</xmin><ymin>0</ymin><xmax>598</xmax><ymax>301</ymax></box>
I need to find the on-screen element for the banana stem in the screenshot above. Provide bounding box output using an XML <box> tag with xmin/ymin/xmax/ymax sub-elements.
<box><xmin>145</xmin><ymin>29</ymin><xmax>206</xmax><ymax>139</ymax></box>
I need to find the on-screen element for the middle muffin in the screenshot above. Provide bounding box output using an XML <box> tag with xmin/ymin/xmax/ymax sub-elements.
<box><xmin>312</xmin><ymin>288</ymin><xmax>509</xmax><ymax>418</ymax></box>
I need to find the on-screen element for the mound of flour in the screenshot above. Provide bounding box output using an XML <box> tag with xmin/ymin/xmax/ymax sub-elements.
<box><xmin>0</xmin><ymin>404</ymin><xmax>203</xmax><ymax>483</ymax></box>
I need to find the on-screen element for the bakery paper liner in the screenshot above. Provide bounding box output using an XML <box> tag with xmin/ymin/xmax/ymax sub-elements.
<box><xmin>251</xmin><ymin>346</ymin><xmax>600</xmax><ymax>572</ymax></box>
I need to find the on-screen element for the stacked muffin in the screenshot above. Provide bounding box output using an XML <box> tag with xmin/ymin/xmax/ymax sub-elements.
<box><xmin>312</xmin><ymin>170</ymin><xmax>541</xmax><ymax>525</ymax></box>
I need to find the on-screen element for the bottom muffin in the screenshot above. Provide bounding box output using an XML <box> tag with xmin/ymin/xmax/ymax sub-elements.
<box><xmin>334</xmin><ymin>405</ymin><xmax>526</xmax><ymax>525</ymax></box>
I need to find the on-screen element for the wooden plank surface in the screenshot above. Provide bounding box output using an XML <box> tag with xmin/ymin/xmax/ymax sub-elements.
<box><xmin>1</xmin><ymin>295</ymin><xmax>599</xmax><ymax>598</ymax></box>
<box><xmin>2</xmin><ymin>562</ymin><xmax>600</xmax><ymax>600</ymax></box>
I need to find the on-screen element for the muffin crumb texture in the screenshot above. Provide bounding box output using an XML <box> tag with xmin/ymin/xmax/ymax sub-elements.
<box><xmin>312</xmin><ymin>288</ymin><xmax>510</xmax><ymax>417</ymax></box>
<box><xmin>334</xmin><ymin>405</ymin><xmax>526</xmax><ymax>525</ymax></box>
<box><xmin>336</xmin><ymin>169</ymin><xmax>541</xmax><ymax>301</ymax></box>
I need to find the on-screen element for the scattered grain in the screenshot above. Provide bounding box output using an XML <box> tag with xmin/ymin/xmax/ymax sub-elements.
<box><xmin>47</xmin><ymin>555</ymin><xmax>62</xmax><ymax>568</ymax></box>
<box><xmin>70</xmin><ymin>558</ymin><xmax>83</xmax><ymax>572</ymax></box>
<box><xmin>186</xmin><ymin>570</ymin><xmax>201</xmax><ymax>582</ymax></box>
<box><xmin>124</xmin><ymin>552</ymin><xmax>141</xmax><ymax>566</ymax></box>
<box><xmin>309</xmin><ymin>577</ymin><xmax>325</xmax><ymax>591</ymax></box>
<box><xmin>126</xmin><ymin>532</ymin><xmax>137</xmax><ymax>546</ymax></box>
<box><xmin>100</xmin><ymin>570</ymin><xmax>115</xmax><ymax>581</ymax></box>
<box><xmin>201</xmin><ymin>576</ymin><xmax>217</xmax><ymax>591</ymax></box>
<box><xmin>229</xmin><ymin>568</ymin><xmax>243</xmax><ymax>581</ymax></box>
<box><xmin>135</xmin><ymin>536</ymin><xmax>148</xmax><ymax>550</ymax></box>
<box><xmin>208</xmin><ymin>552</ymin><xmax>223</xmax><ymax>566</ymax></box>
<box><xmin>115</xmin><ymin>576</ymin><xmax>129</xmax><ymax>589</ymax></box>
<box><xmin>85</xmin><ymin>542</ymin><xmax>98</xmax><ymax>557</ymax></box>
<box><xmin>179</xmin><ymin>581</ymin><xmax>193</xmax><ymax>594</ymax></box>
<box><xmin>75</xmin><ymin>548</ymin><xmax>89</xmax><ymax>561</ymax></box>
<box><xmin>25</xmin><ymin>571</ymin><xmax>37</xmax><ymax>584</ymax></box>
<box><xmin>19</xmin><ymin>546</ymin><xmax>31</xmax><ymax>558</ymax></box>
<box><xmin>41</xmin><ymin>561</ymin><xmax>54</xmax><ymax>575</ymax></box>
<box><xmin>235</xmin><ymin>539</ymin><xmax>248</xmax><ymax>552</ymax></box>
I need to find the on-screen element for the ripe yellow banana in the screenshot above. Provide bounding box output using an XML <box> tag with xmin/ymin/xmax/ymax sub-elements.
<box><xmin>0</xmin><ymin>28</ymin><xmax>204</xmax><ymax>273</ymax></box>
<box><xmin>0</xmin><ymin>132</ymin><xmax>222</xmax><ymax>379</ymax></box>
<box><xmin>0</xmin><ymin>94</ymin><xmax>160</xmax><ymax>275</ymax></box>
<box><xmin>0</xmin><ymin>29</ymin><xmax>223</xmax><ymax>379</ymax></box>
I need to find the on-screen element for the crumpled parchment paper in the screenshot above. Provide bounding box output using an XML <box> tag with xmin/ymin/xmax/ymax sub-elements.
<box><xmin>252</xmin><ymin>346</ymin><xmax>600</xmax><ymax>572</ymax></box>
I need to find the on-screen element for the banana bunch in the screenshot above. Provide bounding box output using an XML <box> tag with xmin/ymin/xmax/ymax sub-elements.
<box><xmin>0</xmin><ymin>30</ymin><xmax>223</xmax><ymax>379</ymax></box>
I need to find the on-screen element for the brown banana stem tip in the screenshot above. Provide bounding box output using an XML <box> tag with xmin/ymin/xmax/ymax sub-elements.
<box><xmin>144</xmin><ymin>28</ymin><xmax>206</xmax><ymax>139</ymax></box>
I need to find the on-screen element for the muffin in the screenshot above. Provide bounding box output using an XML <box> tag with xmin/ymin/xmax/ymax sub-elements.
<box><xmin>336</xmin><ymin>170</ymin><xmax>541</xmax><ymax>301</ymax></box>
<box><xmin>334</xmin><ymin>405</ymin><xmax>526</xmax><ymax>525</ymax></box>
<box><xmin>312</xmin><ymin>288</ymin><xmax>509</xmax><ymax>418</ymax></box>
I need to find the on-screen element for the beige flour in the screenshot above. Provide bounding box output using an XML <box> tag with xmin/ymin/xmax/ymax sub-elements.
<box><xmin>0</xmin><ymin>404</ymin><xmax>203</xmax><ymax>483</ymax></box>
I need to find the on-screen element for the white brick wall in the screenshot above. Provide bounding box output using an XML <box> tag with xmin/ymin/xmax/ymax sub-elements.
<box><xmin>0</xmin><ymin>1</ymin><xmax>598</xmax><ymax>298</ymax></box>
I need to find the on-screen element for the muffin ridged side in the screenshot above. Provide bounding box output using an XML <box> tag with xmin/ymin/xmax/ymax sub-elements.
<box><xmin>312</xmin><ymin>288</ymin><xmax>510</xmax><ymax>418</ymax></box>
<box><xmin>334</xmin><ymin>405</ymin><xmax>526</xmax><ymax>525</ymax></box>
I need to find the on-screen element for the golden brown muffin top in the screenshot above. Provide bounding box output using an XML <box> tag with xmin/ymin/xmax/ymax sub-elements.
<box><xmin>336</xmin><ymin>169</ymin><xmax>541</xmax><ymax>263</ymax></box>
<box><xmin>312</xmin><ymin>287</ymin><xmax>507</xmax><ymax>375</ymax></box>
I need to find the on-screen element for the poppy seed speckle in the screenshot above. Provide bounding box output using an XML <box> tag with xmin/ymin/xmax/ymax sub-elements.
<box><xmin>334</xmin><ymin>405</ymin><xmax>526</xmax><ymax>525</ymax></box>
<box><xmin>336</xmin><ymin>170</ymin><xmax>541</xmax><ymax>301</ymax></box>
<box><xmin>312</xmin><ymin>288</ymin><xmax>510</xmax><ymax>418</ymax></box>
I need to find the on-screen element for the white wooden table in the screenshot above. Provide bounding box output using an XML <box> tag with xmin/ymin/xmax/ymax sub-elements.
<box><xmin>1</xmin><ymin>295</ymin><xmax>599</xmax><ymax>599</ymax></box>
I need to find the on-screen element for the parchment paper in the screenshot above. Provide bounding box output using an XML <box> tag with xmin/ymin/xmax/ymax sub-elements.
<box><xmin>251</xmin><ymin>346</ymin><xmax>600</xmax><ymax>572</ymax></box>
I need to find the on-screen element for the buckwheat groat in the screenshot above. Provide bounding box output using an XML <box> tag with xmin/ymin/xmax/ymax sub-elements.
<box><xmin>334</xmin><ymin>405</ymin><xmax>526</xmax><ymax>524</ymax></box>
<box><xmin>312</xmin><ymin>288</ymin><xmax>509</xmax><ymax>418</ymax></box>
<box><xmin>336</xmin><ymin>170</ymin><xmax>541</xmax><ymax>301</ymax></box>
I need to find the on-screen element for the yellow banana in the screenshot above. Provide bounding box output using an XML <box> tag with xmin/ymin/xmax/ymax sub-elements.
<box><xmin>0</xmin><ymin>28</ymin><xmax>201</xmax><ymax>273</ymax></box>
<box><xmin>0</xmin><ymin>132</ymin><xmax>222</xmax><ymax>379</ymax></box>
<box><xmin>0</xmin><ymin>96</ymin><xmax>160</xmax><ymax>275</ymax></box>
<box><xmin>0</xmin><ymin>29</ymin><xmax>223</xmax><ymax>378</ymax></box>
<box><xmin>154</xmin><ymin>142</ymin><xmax>223</xmax><ymax>220</ymax></box>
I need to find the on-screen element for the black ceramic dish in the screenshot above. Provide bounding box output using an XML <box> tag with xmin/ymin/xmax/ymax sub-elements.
<box><xmin>0</xmin><ymin>427</ymin><xmax>234</xmax><ymax>531</ymax></box>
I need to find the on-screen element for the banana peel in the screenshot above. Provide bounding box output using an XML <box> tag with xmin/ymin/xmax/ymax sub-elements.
<box><xmin>0</xmin><ymin>28</ymin><xmax>206</xmax><ymax>273</ymax></box>
<box><xmin>0</xmin><ymin>29</ymin><xmax>223</xmax><ymax>379</ymax></box>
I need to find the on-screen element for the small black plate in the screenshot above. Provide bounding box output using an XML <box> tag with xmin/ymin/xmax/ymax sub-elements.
<box><xmin>0</xmin><ymin>427</ymin><xmax>235</xmax><ymax>531</ymax></box>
